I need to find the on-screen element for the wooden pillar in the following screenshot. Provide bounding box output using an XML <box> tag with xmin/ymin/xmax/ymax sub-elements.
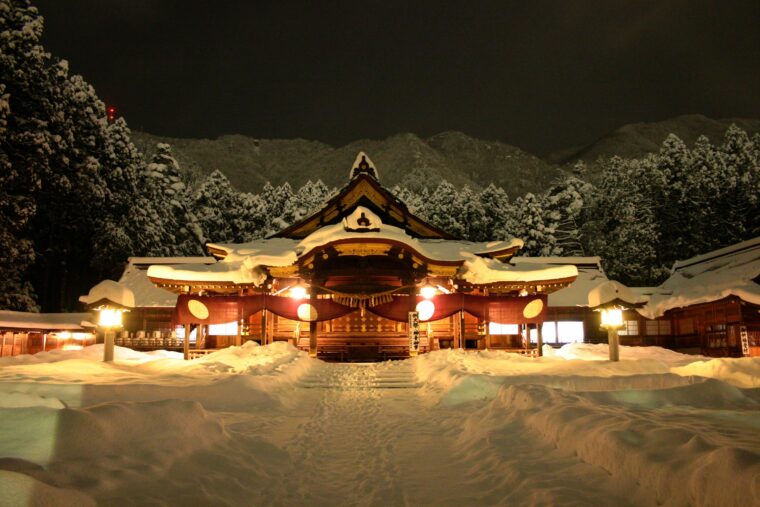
<box><xmin>260</xmin><ymin>310</ymin><xmax>267</xmax><ymax>345</ymax></box>
<box><xmin>196</xmin><ymin>324</ymin><xmax>204</xmax><ymax>350</ymax></box>
<box><xmin>408</xmin><ymin>284</ymin><xmax>418</xmax><ymax>356</ymax></box>
<box><xmin>458</xmin><ymin>310</ymin><xmax>466</xmax><ymax>349</ymax></box>
<box><xmin>235</xmin><ymin>295</ymin><xmax>242</xmax><ymax>347</ymax></box>
<box><xmin>183</xmin><ymin>324</ymin><xmax>190</xmax><ymax>360</ymax></box>
<box><xmin>309</xmin><ymin>289</ymin><xmax>318</xmax><ymax>357</ymax></box>
<box><xmin>484</xmin><ymin>319</ymin><xmax>491</xmax><ymax>350</ymax></box>
<box><xmin>536</xmin><ymin>322</ymin><xmax>543</xmax><ymax>357</ymax></box>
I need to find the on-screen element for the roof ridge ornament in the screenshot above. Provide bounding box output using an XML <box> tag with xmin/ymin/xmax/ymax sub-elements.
<box><xmin>343</xmin><ymin>205</ymin><xmax>381</xmax><ymax>232</ymax></box>
<box><xmin>349</xmin><ymin>151</ymin><xmax>379</xmax><ymax>180</ymax></box>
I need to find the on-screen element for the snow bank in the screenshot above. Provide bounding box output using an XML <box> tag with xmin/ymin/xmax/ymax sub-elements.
<box><xmin>671</xmin><ymin>357</ymin><xmax>760</xmax><ymax>388</ymax></box>
<box><xmin>415</xmin><ymin>343</ymin><xmax>753</xmax><ymax>407</ymax></box>
<box><xmin>455</xmin><ymin>383</ymin><xmax>760</xmax><ymax>507</ymax></box>
<box><xmin>0</xmin><ymin>470</ymin><xmax>96</xmax><ymax>507</ymax></box>
<box><xmin>551</xmin><ymin>342</ymin><xmax>702</xmax><ymax>363</ymax></box>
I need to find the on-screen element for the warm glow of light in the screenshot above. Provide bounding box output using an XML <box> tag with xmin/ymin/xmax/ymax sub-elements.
<box><xmin>62</xmin><ymin>344</ymin><xmax>83</xmax><ymax>351</ymax></box>
<box><xmin>98</xmin><ymin>308</ymin><xmax>123</xmax><ymax>328</ymax></box>
<box><xmin>600</xmin><ymin>308</ymin><xmax>624</xmax><ymax>329</ymax></box>
<box><xmin>290</xmin><ymin>285</ymin><xmax>308</xmax><ymax>300</ymax></box>
<box><xmin>420</xmin><ymin>285</ymin><xmax>437</xmax><ymax>300</ymax></box>
<box><xmin>56</xmin><ymin>331</ymin><xmax>72</xmax><ymax>339</ymax></box>
<box><xmin>416</xmin><ymin>300</ymin><xmax>435</xmax><ymax>321</ymax></box>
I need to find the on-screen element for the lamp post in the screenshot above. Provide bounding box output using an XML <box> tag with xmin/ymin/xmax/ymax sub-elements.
<box><xmin>80</xmin><ymin>280</ymin><xmax>135</xmax><ymax>363</ymax></box>
<box><xmin>599</xmin><ymin>306</ymin><xmax>624</xmax><ymax>362</ymax></box>
<box><xmin>98</xmin><ymin>306</ymin><xmax>124</xmax><ymax>362</ymax></box>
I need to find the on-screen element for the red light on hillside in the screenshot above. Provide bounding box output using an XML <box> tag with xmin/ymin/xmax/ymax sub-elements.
<box><xmin>107</xmin><ymin>105</ymin><xmax>117</xmax><ymax>123</ymax></box>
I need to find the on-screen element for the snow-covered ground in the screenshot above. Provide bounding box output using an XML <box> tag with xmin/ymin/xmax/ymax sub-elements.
<box><xmin>0</xmin><ymin>343</ymin><xmax>758</xmax><ymax>506</ymax></box>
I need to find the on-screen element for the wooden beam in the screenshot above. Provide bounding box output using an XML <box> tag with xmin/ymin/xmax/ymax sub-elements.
<box><xmin>309</xmin><ymin>289</ymin><xmax>318</xmax><ymax>357</ymax></box>
<box><xmin>458</xmin><ymin>310</ymin><xmax>466</xmax><ymax>350</ymax></box>
<box><xmin>183</xmin><ymin>324</ymin><xmax>190</xmax><ymax>360</ymax></box>
<box><xmin>261</xmin><ymin>310</ymin><xmax>267</xmax><ymax>345</ymax></box>
<box><xmin>536</xmin><ymin>323</ymin><xmax>543</xmax><ymax>357</ymax></box>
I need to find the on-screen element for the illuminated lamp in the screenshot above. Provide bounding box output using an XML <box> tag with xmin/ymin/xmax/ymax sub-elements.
<box><xmin>416</xmin><ymin>300</ymin><xmax>435</xmax><ymax>321</ymax></box>
<box><xmin>290</xmin><ymin>283</ymin><xmax>308</xmax><ymax>300</ymax></box>
<box><xmin>600</xmin><ymin>308</ymin><xmax>624</xmax><ymax>329</ymax></box>
<box><xmin>99</xmin><ymin>308</ymin><xmax>124</xmax><ymax>328</ymax></box>
<box><xmin>420</xmin><ymin>284</ymin><xmax>437</xmax><ymax>300</ymax></box>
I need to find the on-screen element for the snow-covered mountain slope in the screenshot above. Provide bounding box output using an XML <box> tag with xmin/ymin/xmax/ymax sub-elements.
<box><xmin>131</xmin><ymin>130</ymin><xmax>559</xmax><ymax>197</ymax></box>
<box><xmin>547</xmin><ymin>114</ymin><xmax>760</xmax><ymax>165</ymax></box>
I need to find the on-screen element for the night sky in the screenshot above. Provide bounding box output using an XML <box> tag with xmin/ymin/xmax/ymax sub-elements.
<box><xmin>35</xmin><ymin>0</ymin><xmax>760</xmax><ymax>155</ymax></box>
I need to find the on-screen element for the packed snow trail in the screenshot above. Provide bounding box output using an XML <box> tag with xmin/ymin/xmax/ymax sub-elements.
<box><xmin>252</xmin><ymin>361</ymin><xmax>651</xmax><ymax>507</ymax></box>
<box><xmin>0</xmin><ymin>343</ymin><xmax>759</xmax><ymax>506</ymax></box>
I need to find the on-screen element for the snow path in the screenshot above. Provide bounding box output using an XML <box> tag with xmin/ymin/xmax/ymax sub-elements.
<box><xmin>247</xmin><ymin>361</ymin><xmax>649</xmax><ymax>506</ymax></box>
<box><xmin>1</xmin><ymin>344</ymin><xmax>759</xmax><ymax>506</ymax></box>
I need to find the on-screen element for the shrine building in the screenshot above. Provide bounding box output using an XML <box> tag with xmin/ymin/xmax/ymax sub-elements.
<box><xmin>141</xmin><ymin>153</ymin><xmax>579</xmax><ymax>360</ymax></box>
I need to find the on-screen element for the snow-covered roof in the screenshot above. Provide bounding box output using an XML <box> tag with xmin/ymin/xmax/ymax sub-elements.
<box><xmin>512</xmin><ymin>257</ymin><xmax>607</xmax><ymax>307</ymax></box>
<box><xmin>79</xmin><ymin>280</ymin><xmax>136</xmax><ymax>309</ymax></box>
<box><xmin>0</xmin><ymin>311</ymin><xmax>94</xmax><ymax>331</ymax></box>
<box><xmin>148</xmin><ymin>207</ymin><xmax>578</xmax><ymax>287</ymax></box>
<box><xmin>586</xmin><ymin>280</ymin><xmax>647</xmax><ymax>308</ymax></box>
<box><xmin>638</xmin><ymin>236</ymin><xmax>760</xmax><ymax>318</ymax></box>
<box><xmin>119</xmin><ymin>257</ymin><xmax>217</xmax><ymax>307</ymax></box>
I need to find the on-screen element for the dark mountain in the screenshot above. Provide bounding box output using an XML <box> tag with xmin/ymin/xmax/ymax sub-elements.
<box><xmin>132</xmin><ymin>115</ymin><xmax>760</xmax><ymax>197</ymax></box>
<box><xmin>547</xmin><ymin>114</ymin><xmax>760</xmax><ymax>165</ymax></box>
<box><xmin>131</xmin><ymin>130</ymin><xmax>559</xmax><ymax>198</ymax></box>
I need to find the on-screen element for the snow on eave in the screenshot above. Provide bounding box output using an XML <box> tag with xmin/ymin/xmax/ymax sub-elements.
<box><xmin>637</xmin><ymin>285</ymin><xmax>760</xmax><ymax>320</ymax></box>
<box><xmin>512</xmin><ymin>256</ymin><xmax>603</xmax><ymax>270</ymax></box>
<box><xmin>128</xmin><ymin>256</ymin><xmax>216</xmax><ymax>266</ymax></box>
<box><xmin>0</xmin><ymin>310</ymin><xmax>94</xmax><ymax>331</ymax></box>
<box><xmin>586</xmin><ymin>280</ymin><xmax>647</xmax><ymax>309</ymax></box>
<box><xmin>459</xmin><ymin>252</ymin><xmax>578</xmax><ymax>285</ymax></box>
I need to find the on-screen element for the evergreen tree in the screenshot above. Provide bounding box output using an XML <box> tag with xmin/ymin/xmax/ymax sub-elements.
<box><xmin>234</xmin><ymin>192</ymin><xmax>268</xmax><ymax>242</ymax></box>
<box><xmin>193</xmin><ymin>170</ymin><xmax>236</xmax><ymax>243</ymax></box>
<box><xmin>510</xmin><ymin>192</ymin><xmax>558</xmax><ymax>256</ymax></box>
<box><xmin>130</xmin><ymin>143</ymin><xmax>204</xmax><ymax>256</ymax></box>
<box><xmin>0</xmin><ymin>83</ymin><xmax>38</xmax><ymax>310</ymax></box>
<box><xmin>720</xmin><ymin>124</ymin><xmax>759</xmax><ymax>239</ymax></box>
<box><xmin>392</xmin><ymin>184</ymin><xmax>429</xmax><ymax>219</ymax></box>
<box><xmin>273</xmin><ymin>182</ymin><xmax>296</xmax><ymax>231</ymax></box>
<box><xmin>584</xmin><ymin>157</ymin><xmax>662</xmax><ymax>285</ymax></box>
<box><xmin>478</xmin><ymin>183</ymin><xmax>511</xmax><ymax>238</ymax></box>
<box><xmin>427</xmin><ymin>180</ymin><xmax>464</xmax><ymax>238</ymax></box>
<box><xmin>542</xmin><ymin>162</ymin><xmax>591</xmax><ymax>256</ymax></box>
<box><xmin>457</xmin><ymin>185</ymin><xmax>488</xmax><ymax>241</ymax></box>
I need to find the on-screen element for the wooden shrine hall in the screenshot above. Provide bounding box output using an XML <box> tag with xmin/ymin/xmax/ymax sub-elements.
<box><xmin>147</xmin><ymin>153</ymin><xmax>579</xmax><ymax>360</ymax></box>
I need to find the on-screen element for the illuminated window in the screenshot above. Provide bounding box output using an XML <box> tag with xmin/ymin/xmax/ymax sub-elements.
<box><xmin>541</xmin><ymin>321</ymin><xmax>557</xmax><ymax>342</ymax></box>
<box><xmin>556</xmin><ymin>321</ymin><xmax>584</xmax><ymax>343</ymax></box>
<box><xmin>208</xmin><ymin>321</ymin><xmax>238</xmax><ymax>336</ymax></box>
<box><xmin>489</xmin><ymin>323</ymin><xmax>519</xmax><ymax>335</ymax></box>
<box><xmin>175</xmin><ymin>326</ymin><xmax>197</xmax><ymax>342</ymax></box>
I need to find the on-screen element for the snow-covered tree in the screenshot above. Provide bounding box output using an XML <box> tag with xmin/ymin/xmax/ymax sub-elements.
<box><xmin>392</xmin><ymin>184</ymin><xmax>429</xmax><ymax>219</ymax></box>
<box><xmin>128</xmin><ymin>143</ymin><xmax>204</xmax><ymax>256</ymax></box>
<box><xmin>510</xmin><ymin>192</ymin><xmax>558</xmax><ymax>256</ymax></box>
<box><xmin>584</xmin><ymin>157</ymin><xmax>663</xmax><ymax>285</ymax></box>
<box><xmin>542</xmin><ymin>162</ymin><xmax>592</xmax><ymax>256</ymax></box>
<box><xmin>457</xmin><ymin>185</ymin><xmax>488</xmax><ymax>241</ymax></box>
<box><xmin>478</xmin><ymin>183</ymin><xmax>511</xmax><ymax>239</ymax></box>
<box><xmin>0</xmin><ymin>83</ymin><xmax>38</xmax><ymax>310</ymax></box>
<box><xmin>426</xmin><ymin>180</ymin><xmax>464</xmax><ymax>238</ymax></box>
